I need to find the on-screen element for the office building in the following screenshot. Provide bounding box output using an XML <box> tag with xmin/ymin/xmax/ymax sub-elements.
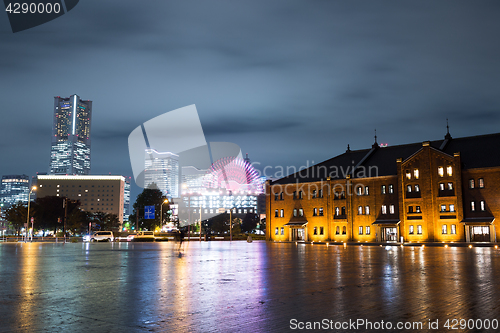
<box><xmin>0</xmin><ymin>175</ymin><xmax>30</xmax><ymax>207</ymax></box>
<box><xmin>144</xmin><ymin>149</ymin><xmax>179</xmax><ymax>198</ymax></box>
<box><xmin>36</xmin><ymin>175</ymin><xmax>125</xmax><ymax>225</ymax></box>
<box><xmin>50</xmin><ymin>94</ymin><xmax>92</xmax><ymax>175</ymax></box>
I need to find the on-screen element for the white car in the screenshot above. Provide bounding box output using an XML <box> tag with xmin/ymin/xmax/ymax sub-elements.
<box><xmin>90</xmin><ymin>231</ymin><xmax>114</xmax><ymax>242</ymax></box>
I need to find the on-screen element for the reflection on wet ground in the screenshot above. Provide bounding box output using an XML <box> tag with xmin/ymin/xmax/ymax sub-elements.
<box><xmin>0</xmin><ymin>242</ymin><xmax>499</xmax><ymax>332</ymax></box>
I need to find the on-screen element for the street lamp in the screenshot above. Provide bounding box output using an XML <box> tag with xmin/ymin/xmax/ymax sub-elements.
<box><xmin>160</xmin><ymin>199</ymin><xmax>169</xmax><ymax>231</ymax></box>
<box><xmin>25</xmin><ymin>186</ymin><xmax>36</xmax><ymax>243</ymax></box>
<box><xmin>229</xmin><ymin>207</ymin><xmax>237</xmax><ymax>242</ymax></box>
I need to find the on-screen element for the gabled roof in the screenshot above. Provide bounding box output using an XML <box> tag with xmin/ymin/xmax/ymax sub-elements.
<box><xmin>270</xmin><ymin>132</ymin><xmax>500</xmax><ymax>185</ymax></box>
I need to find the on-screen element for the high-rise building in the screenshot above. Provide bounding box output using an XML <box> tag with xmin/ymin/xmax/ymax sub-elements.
<box><xmin>0</xmin><ymin>175</ymin><xmax>30</xmax><ymax>207</ymax></box>
<box><xmin>123</xmin><ymin>177</ymin><xmax>131</xmax><ymax>221</ymax></box>
<box><xmin>50</xmin><ymin>94</ymin><xmax>92</xmax><ymax>175</ymax></box>
<box><xmin>144</xmin><ymin>149</ymin><xmax>179</xmax><ymax>198</ymax></box>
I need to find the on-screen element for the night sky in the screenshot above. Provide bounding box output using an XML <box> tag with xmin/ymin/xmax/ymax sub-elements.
<box><xmin>1</xmin><ymin>1</ymin><xmax>500</xmax><ymax>201</ymax></box>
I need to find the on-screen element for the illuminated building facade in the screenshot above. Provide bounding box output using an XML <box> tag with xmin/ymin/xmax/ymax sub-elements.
<box><xmin>123</xmin><ymin>177</ymin><xmax>131</xmax><ymax>222</ymax></box>
<box><xmin>36</xmin><ymin>175</ymin><xmax>125</xmax><ymax>225</ymax></box>
<box><xmin>267</xmin><ymin>131</ymin><xmax>500</xmax><ymax>243</ymax></box>
<box><xmin>144</xmin><ymin>149</ymin><xmax>179</xmax><ymax>198</ymax></box>
<box><xmin>0</xmin><ymin>175</ymin><xmax>30</xmax><ymax>207</ymax></box>
<box><xmin>178</xmin><ymin>157</ymin><xmax>265</xmax><ymax>226</ymax></box>
<box><xmin>50</xmin><ymin>95</ymin><xmax>92</xmax><ymax>175</ymax></box>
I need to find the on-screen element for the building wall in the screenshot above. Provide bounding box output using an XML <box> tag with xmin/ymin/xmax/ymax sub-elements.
<box><xmin>36</xmin><ymin>175</ymin><xmax>125</xmax><ymax>225</ymax></box>
<box><xmin>267</xmin><ymin>142</ymin><xmax>500</xmax><ymax>243</ymax></box>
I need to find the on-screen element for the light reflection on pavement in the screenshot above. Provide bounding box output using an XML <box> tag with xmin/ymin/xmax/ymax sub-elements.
<box><xmin>0</xmin><ymin>242</ymin><xmax>499</xmax><ymax>332</ymax></box>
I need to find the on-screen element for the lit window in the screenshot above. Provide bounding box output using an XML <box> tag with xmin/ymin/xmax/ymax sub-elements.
<box><xmin>356</xmin><ymin>186</ymin><xmax>362</xmax><ymax>195</ymax></box>
<box><xmin>312</xmin><ymin>190</ymin><xmax>317</xmax><ymax>198</ymax></box>
<box><xmin>298</xmin><ymin>191</ymin><xmax>303</xmax><ymax>199</ymax></box>
<box><xmin>439</xmin><ymin>183</ymin><xmax>445</xmax><ymax>191</ymax></box>
<box><xmin>365</xmin><ymin>206</ymin><xmax>370</xmax><ymax>215</ymax></box>
<box><xmin>366</xmin><ymin>226</ymin><xmax>370</xmax><ymax>235</ymax></box>
<box><xmin>447</xmin><ymin>182</ymin><xmax>453</xmax><ymax>190</ymax></box>
<box><xmin>451</xmin><ymin>224</ymin><xmax>456</xmax><ymax>235</ymax></box>
<box><xmin>280</xmin><ymin>193</ymin><xmax>284</xmax><ymax>200</ymax></box>
<box><xmin>335</xmin><ymin>207</ymin><xmax>340</xmax><ymax>216</ymax></box>
<box><xmin>414</xmin><ymin>169</ymin><xmax>419</xmax><ymax>179</ymax></box>
<box><xmin>442</xmin><ymin>224</ymin><xmax>448</xmax><ymax>234</ymax></box>
<box><xmin>440</xmin><ymin>205</ymin><xmax>446</xmax><ymax>212</ymax></box>
<box><xmin>320</xmin><ymin>227</ymin><xmax>324</xmax><ymax>235</ymax></box>
<box><xmin>293</xmin><ymin>209</ymin><xmax>297</xmax><ymax>217</ymax></box>
<box><xmin>381</xmin><ymin>185</ymin><xmax>386</xmax><ymax>194</ymax></box>
<box><xmin>319</xmin><ymin>208</ymin><xmax>324</xmax><ymax>216</ymax></box>
<box><xmin>417</xmin><ymin>225</ymin><xmax>422</xmax><ymax>235</ymax></box>
<box><xmin>358</xmin><ymin>206</ymin><xmax>363</xmax><ymax>215</ymax></box>
<box><xmin>314</xmin><ymin>227</ymin><xmax>318</xmax><ymax>235</ymax></box>
<box><xmin>359</xmin><ymin>226</ymin><xmax>363</xmax><ymax>235</ymax></box>
<box><xmin>469</xmin><ymin>179</ymin><xmax>475</xmax><ymax>189</ymax></box>
<box><xmin>450</xmin><ymin>204</ymin><xmax>455</xmax><ymax>212</ymax></box>
<box><xmin>280</xmin><ymin>209</ymin><xmax>284</xmax><ymax>217</ymax></box>
<box><xmin>415</xmin><ymin>184</ymin><xmax>420</xmax><ymax>192</ymax></box>
<box><xmin>407</xmin><ymin>185</ymin><xmax>412</xmax><ymax>193</ymax></box>
<box><xmin>407</xmin><ymin>225</ymin><xmax>414</xmax><ymax>235</ymax></box>
<box><xmin>365</xmin><ymin>186</ymin><xmax>369</xmax><ymax>195</ymax></box>
<box><xmin>389</xmin><ymin>205</ymin><xmax>395</xmax><ymax>214</ymax></box>
<box><xmin>479</xmin><ymin>178</ymin><xmax>484</xmax><ymax>188</ymax></box>
<box><xmin>299</xmin><ymin>209</ymin><xmax>304</xmax><ymax>216</ymax></box>
<box><xmin>342</xmin><ymin>226</ymin><xmax>346</xmax><ymax>235</ymax></box>
<box><xmin>471</xmin><ymin>202</ymin><xmax>475</xmax><ymax>212</ymax></box>
<box><xmin>389</xmin><ymin>184</ymin><xmax>394</xmax><ymax>194</ymax></box>
<box><xmin>336</xmin><ymin>226</ymin><xmax>340</xmax><ymax>235</ymax></box>
<box><xmin>480</xmin><ymin>200</ymin><xmax>485</xmax><ymax>211</ymax></box>
<box><xmin>280</xmin><ymin>227</ymin><xmax>284</xmax><ymax>235</ymax></box>
<box><xmin>313</xmin><ymin>208</ymin><xmax>318</xmax><ymax>216</ymax></box>
<box><xmin>406</xmin><ymin>170</ymin><xmax>411</xmax><ymax>179</ymax></box>
<box><xmin>447</xmin><ymin>166</ymin><xmax>453</xmax><ymax>176</ymax></box>
<box><xmin>382</xmin><ymin>205</ymin><xmax>387</xmax><ymax>214</ymax></box>
<box><xmin>438</xmin><ymin>167</ymin><xmax>444</xmax><ymax>177</ymax></box>
<box><xmin>275</xmin><ymin>227</ymin><xmax>279</xmax><ymax>235</ymax></box>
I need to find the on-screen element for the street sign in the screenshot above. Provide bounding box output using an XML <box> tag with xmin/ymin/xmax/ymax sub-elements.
<box><xmin>31</xmin><ymin>217</ymin><xmax>34</xmax><ymax>223</ymax></box>
<box><xmin>145</xmin><ymin>205</ymin><xmax>155</xmax><ymax>219</ymax></box>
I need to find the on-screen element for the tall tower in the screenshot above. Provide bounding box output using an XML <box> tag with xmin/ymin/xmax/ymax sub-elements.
<box><xmin>144</xmin><ymin>149</ymin><xmax>179</xmax><ymax>198</ymax></box>
<box><xmin>50</xmin><ymin>94</ymin><xmax>92</xmax><ymax>175</ymax></box>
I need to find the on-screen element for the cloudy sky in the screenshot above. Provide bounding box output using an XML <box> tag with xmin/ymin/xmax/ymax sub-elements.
<box><xmin>1</xmin><ymin>1</ymin><xmax>500</xmax><ymax>200</ymax></box>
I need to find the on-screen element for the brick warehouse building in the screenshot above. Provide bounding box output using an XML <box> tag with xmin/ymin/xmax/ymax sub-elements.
<box><xmin>266</xmin><ymin>131</ymin><xmax>500</xmax><ymax>243</ymax></box>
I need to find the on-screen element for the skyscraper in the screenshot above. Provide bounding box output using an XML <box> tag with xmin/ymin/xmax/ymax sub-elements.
<box><xmin>144</xmin><ymin>149</ymin><xmax>179</xmax><ymax>198</ymax></box>
<box><xmin>50</xmin><ymin>94</ymin><xmax>92</xmax><ymax>175</ymax></box>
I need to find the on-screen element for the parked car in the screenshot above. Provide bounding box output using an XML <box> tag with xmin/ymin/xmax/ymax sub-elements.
<box><xmin>89</xmin><ymin>231</ymin><xmax>114</xmax><ymax>242</ymax></box>
<box><xmin>134</xmin><ymin>231</ymin><xmax>155</xmax><ymax>241</ymax></box>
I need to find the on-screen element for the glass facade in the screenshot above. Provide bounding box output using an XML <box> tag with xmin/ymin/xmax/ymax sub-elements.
<box><xmin>144</xmin><ymin>149</ymin><xmax>179</xmax><ymax>198</ymax></box>
<box><xmin>50</xmin><ymin>95</ymin><xmax>92</xmax><ymax>175</ymax></box>
<box><xmin>0</xmin><ymin>175</ymin><xmax>30</xmax><ymax>207</ymax></box>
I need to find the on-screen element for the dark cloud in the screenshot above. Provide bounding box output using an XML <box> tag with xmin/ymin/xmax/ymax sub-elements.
<box><xmin>1</xmin><ymin>0</ymin><xmax>500</xmax><ymax>200</ymax></box>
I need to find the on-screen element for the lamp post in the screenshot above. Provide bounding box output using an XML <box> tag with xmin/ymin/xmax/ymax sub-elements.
<box><xmin>229</xmin><ymin>208</ymin><xmax>237</xmax><ymax>242</ymax></box>
<box><xmin>160</xmin><ymin>199</ymin><xmax>169</xmax><ymax>231</ymax></box>
<box><xmin>25</xmin><ymin>186</ymin><xmax>36</xmax><ymax>243</ymax></box>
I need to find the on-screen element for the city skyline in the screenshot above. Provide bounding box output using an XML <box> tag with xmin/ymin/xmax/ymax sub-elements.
<box><xmin>1</xmin><ymin>1</ymin><xmax>500</xmax><ymax>202</ymax></box>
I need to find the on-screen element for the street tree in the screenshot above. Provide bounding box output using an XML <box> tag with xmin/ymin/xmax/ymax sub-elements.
<box><xmin>130</xmin><ymin>187</ymin><xmax>169</xmax><ymax>231</ymax></box>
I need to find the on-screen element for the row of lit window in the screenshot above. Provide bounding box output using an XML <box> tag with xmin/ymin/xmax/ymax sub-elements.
<box><xmin>469</xmin><ymin>178</ymin><xmax>485</xmax><ymax>189</ymax></box>
<box><xmin>192</xmin><ymin>208</ymin><xmax>253</xmax><ymax>214</ymax></box>
<box><xmin>406</xmin><ymin>166</ymin><xmax>453</xmax><ymax>179</ymax></box>
<box><xmin>471</xmin><ymin>201</ymin><xmax>486</xmax><ymax>212</ymax></box>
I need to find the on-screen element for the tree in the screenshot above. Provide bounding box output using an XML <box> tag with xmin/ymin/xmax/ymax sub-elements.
<box><xmin>90</xmin><ymin>211</ymin><xmax>120</xmax><ymax>231</ymax></box>
<box><xmin>33</xmin><ymin>196</ymin><xmax>81</xmax><ymax>234</ymax></box>
<box><xmin>4</xmin><ymin>202</ymin><xmax>27</xmax><ymax>235</ymax></box>
<box><xmin>130</xmin><ymin>187</ymin><xmax>169</xmax><ymax>231</ymax></box>
<box><xmin>241</xmin><ymin>213</ymin><xmax>259</xmax><ymax>233</ymax></box>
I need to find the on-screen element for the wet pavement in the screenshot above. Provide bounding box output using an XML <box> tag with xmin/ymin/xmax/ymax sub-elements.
<box><xmin>0</xmin><ymin>241</ymin><xmax>499</xmax><ymax>332</ymax></box>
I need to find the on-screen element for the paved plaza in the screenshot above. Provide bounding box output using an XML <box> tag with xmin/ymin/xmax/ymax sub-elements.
<box><xmin>0</xmin><ymin>241</ymin><xmax>499</xmax><ymax>332</ymax></box>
